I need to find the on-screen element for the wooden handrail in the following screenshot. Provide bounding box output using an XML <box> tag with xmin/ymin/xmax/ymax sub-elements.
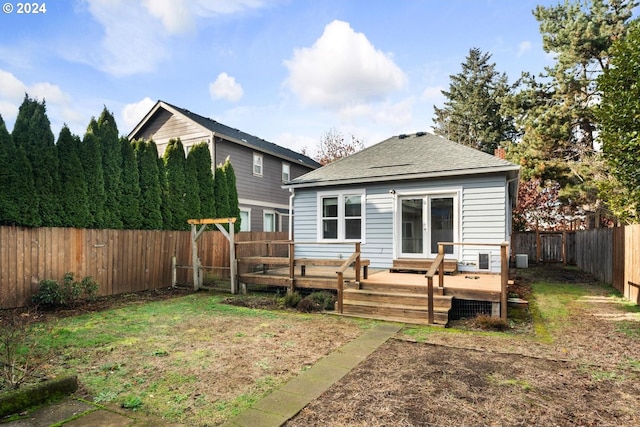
<box><xmin>337</xmin><ymin>251</ymin><xmax>360</xmax><ymax>273</ymax></box>
<box><xmin>425</xmin><ymin>253</ymin><xmax>445</xmax><ymax>278</ymax></box>
<box><xmin>424</xmin><ymin>253</ymin><xmax>444</xmax><ymax>325</ymax></box>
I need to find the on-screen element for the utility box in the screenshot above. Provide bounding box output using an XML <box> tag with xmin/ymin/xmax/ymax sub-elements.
<box><xmin>515</xmin><ymin>254</ymin><xmax>528</xmax><ymax>268</ymax></box>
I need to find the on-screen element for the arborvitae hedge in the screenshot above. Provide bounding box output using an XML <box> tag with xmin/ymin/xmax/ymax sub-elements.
<box><xmin>189</xmin><ymin>142</ymin><xmax>216</xmax><ymax>220</ymax></box>
<box><xmin>80</xmin><ymin>130</ymin><xmax>106</xmax><ymax>228</ymax></box>
<box><xmin>164</xmin><ymin>138</ymin><xmax>188</xmax><ymax>230</ymax></box>
<box><xmin>184</xmin><ymin>151</ymin><xmax>201</xmax><ymax>220</ymax></box>
<box><xmin>96</xmin><ymin>108</ymin><xmax>123</xmax><ymax>229</ymax></box>
<box><xmin>135</xmin><ymin>140</ymin><xmax>163</xmax><ymax>230</ymax></box>
<box><xmin>214</xmin><ymin>161</ymin><xmax>230</xmax><ymax>226</ymax></box>
<box><xmin>221</xmin><ymin>157</ymin><xmax>241</xmax><ymax>233</ymax></box>
<box><xmin>13</xmin><ymin>96</ymin><xmax>61</xmax><ymax>226</ymax></box>
<box><xmin>120</xmin><ymin>137</ymin><xmax>142</xmax><ymax>229</ymax></box>
<box><xmin>57</xmin><ymin>126</ymin><xmax>91</xmax><ymax>228</ymax></box>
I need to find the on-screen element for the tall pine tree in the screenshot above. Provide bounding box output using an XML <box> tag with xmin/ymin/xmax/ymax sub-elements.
<box><xmin>164</xmin><ymin>138</ymin><xmax>188</xmax><ymax>230</ymax></box>
<box><xmin>80</xmin><ymin>125</ymin><xmax>106</xmax><ymax>228</ymax></box>
<box><xmin>57</xmin><ymin>126</ymin><xmax>91</xmax><ymax>228</ymax></box>
<box><xmin>214</xmin><ymin>160</ymin><xmax>231</xmax><ymax>230</ymax></box>
<box><xmin>96</xmin><ymin>108</ymin><xmax>123</xmax><ymax>229</ymax></box>
<box><xmin>12</xmin><ymin>95</ymin><xmax>61</xmax><ymax>226</ymax></box>
<box><xmin>185</xmin><ymin>149</ymin><xmax>201</xmax><ymax>220</ymax></box>
<box><xmin>433</xmin><ymin>48</ymin><xmax>515</xmax><ymax>154</ymax></box>
<box><xmin>0</xmin><ymin>114</ymin><xmax>39</xmax><ymax>226</ymax></box>
<box><xmin>120</xmin><ymin>137</ymin><xmax>142</xmax><ymax>229</ymax></box>
<box><xmin>135</xmin><ymin>140</ymin><xmax>163</xmax><ymax>229</ymax></box>
<box><xmin>189</xmin><ymin>142</ymin><xmax>216</xmax><ymax>219</ymax></box>
<box><xmin>221</xmin><ymin>157</ymin><xmax>241</xmax><ymax>233</ymax></box>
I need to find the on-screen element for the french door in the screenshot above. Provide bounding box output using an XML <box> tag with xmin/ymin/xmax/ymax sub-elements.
<box><xmin>399</xmin><ymin>194</ymin><xmax>457</xmax><ymax>258</ymax></box>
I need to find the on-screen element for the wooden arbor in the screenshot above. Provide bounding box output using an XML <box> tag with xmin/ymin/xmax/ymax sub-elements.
<box><xmin>188</xmin><ymin>218</ymin><xmax>237</xmax><ymax>293</ymax></box>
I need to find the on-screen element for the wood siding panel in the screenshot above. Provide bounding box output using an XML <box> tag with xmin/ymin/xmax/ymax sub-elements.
<box><xmin>292</xmin><ymin>176</ymin><xmax>509</xmax><ymax>272</ymax></box>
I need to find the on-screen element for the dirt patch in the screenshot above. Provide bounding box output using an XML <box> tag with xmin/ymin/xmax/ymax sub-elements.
<box><xmin>287</xmin><ymin>339</ymin><xmax>640</xmax><ymax>427</ymax></box>
<box><xmin>287</xmin><ymin>265</ymin><xmax>640</xmax><ymax>427</ymax></box>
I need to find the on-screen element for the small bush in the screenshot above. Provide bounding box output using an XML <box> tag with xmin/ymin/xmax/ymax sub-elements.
<box><xmin>306</xmin><ymin>291</ymin><xmax>336</xmax><ymax>311</ymax></box>
<box><xmin>282</xmin><ymin>291</ymin><xmax>302</xmax><ymax>308</ymax></box>
<box><xmin>0</xmin><ymin>309</ymin><xmax>50</xmax><ymax>390</ymax></box>
<box><xmin>31</xmin><ymin>273</ymin><xmax>99</xmax><ymax>308</ymax></box>
<box><xmin>473</xmin><ymin>314</ymin><xmax>509</xmax><ymax>331</ymax></box>
<box><xmin>296</xmin><ymin>298</ymin><xmax>318</xmax><ymax>313</ymax></box>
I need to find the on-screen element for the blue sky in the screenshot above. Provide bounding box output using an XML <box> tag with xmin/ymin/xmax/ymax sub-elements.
<box><xmin>0</xmin><ymin>0</ymin><xmax>561</xmax><ymax>154</ymax></box>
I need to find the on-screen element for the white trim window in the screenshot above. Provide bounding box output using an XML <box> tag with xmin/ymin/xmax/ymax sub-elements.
<box><xmin>318</xmin><ymin>191</ymin><xmax>365</xmax><ymax>242</ymax></box>
<box><xmin>239</xmin><ymin>208</ymin><xmax>251</xmax><ymax>232</ymax></box>
<box><xmin>253</xmin><ymin>153</ymin><xmax>263</xmax><ymax>176</ymax></box>
<box><xmin>282</xmin><ymin>162</ymin><xmax>290</xmax><ymax>182</ymax></box>
<box><xmin>263</xmin><ymin>210</ymin><xmax>276</xmax><ymax>232</ymax></box>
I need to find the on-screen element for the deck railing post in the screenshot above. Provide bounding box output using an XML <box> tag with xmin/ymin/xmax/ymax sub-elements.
<box><xmin>438</xmin><ymin>243</ymin><xmax>445</xmax><ymax>288</ymax></box>
<box><xmin>355</xmin><ymin>242</ymin><xmax>361</xmax><ymax>283</ymax></box>
<box><xmin>500</xmin><ymin>243</ymin><xmax>508</xmax><ymax>320</ymax></box>
<box><xmin>337</xmin><ymin>272</ymin><xmax>344</xmax><ymax>313</ymax></box>
<box><xmin>427</xmin><ymin>276</ymin><xmax>434</xmax><ymax>324</ymax></box>
<box><xmin>288</xmin><ymin>242</ymin><xmax>295</xmax><ymax>293</ymax></box>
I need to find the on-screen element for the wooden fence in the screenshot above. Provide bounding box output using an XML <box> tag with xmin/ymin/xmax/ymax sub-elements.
<box><xmin>513</xmin><ymin>225</ymin><xmax>640</xmax><ymax>304</ymax></box>
<box><xmin>0</xmin><ymin>226</ymin><xmax>287</xmax><ymax>309</ymax></box>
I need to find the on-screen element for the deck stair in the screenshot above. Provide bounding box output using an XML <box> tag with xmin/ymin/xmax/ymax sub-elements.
<box><xmin>342</xmin><ymin>280</ymin><xmax>453</xmax><ymax>326</ymax></box>
<box><xmin>390</xmin><ymin>258</ymin><xmax>458</xmax><ymax>274</ymax></box>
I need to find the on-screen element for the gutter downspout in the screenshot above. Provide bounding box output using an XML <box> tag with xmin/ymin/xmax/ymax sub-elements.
<box><xmin>288</xmin><ymin>188</ymin><xmax>295</xmax><ymax>241</ymax></box>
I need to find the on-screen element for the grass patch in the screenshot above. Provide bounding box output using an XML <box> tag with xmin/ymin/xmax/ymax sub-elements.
<box><xmin>11</xmin><ymin>292</ymin><xmax>366</xmax><ymax>425</ymax></box>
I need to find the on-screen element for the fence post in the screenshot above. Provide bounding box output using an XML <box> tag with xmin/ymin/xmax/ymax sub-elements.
<box><xmin>500</xmin><ymin>243</ymin><xmax>508</xmax><ymax>320</ymax></box>
<box><xmin>427</xmin><ymin>276</ymin><xmax>434</xmax><ymax>325</ymax></box>
<box><xmin>337</xmin><ymin>272</ymin><xmax>344</xmax><ymax>313</ymax></box>
<box><xmin>171</xmin><ymin>256</ymin><xmax>176</xmax><ymax>288</ymax></box>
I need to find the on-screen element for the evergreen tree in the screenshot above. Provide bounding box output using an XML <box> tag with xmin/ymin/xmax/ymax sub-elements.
<box><xmin>96</xmin><ymin>107</ymin><xmax>123</xmax><ymax>229</ymax></box>
<box><xmin>0</xmin><ymin>115</ymin><xmax>19</xmax><ymax>224</ymax></box>
<box><xmin>120</xmin><ymin>137</ymin><xmax>142</xmax><ymax>229</ymax></box>
<box><xmin>164</xmin><ymin>138</ymin><xmax>188</xmax><ymax>230</ymax></box>
<box><xmin>433</xmin><ymin>48</ymin><xmax>515</xmax><ymax>154</ymax></box>
<box><xmin>221</xmin><ymin>157</ymin><xmax>241</xmax><ymax>233</ymax></box>
<box><xmin>134</xmin><ymin>140</ymin><xmax>163</xmax><ymax>229</ymax></box>
<box><xmin>154</xmin><ymin>143</ymin><xmax>172</xmax><ymax>230</ymax></box>
<box><xmin>184</xmin><ymin>148</ymin><xmax>201</xmax><ymax>220</ymax></box>
<box><xmin>189</xmin><ymin>142</ymin><xmax>216</xmax><ymax>219</ymax></box>
<box><xmin>505</xmin><ymin>0</ymin><xmax>635</xmax><ymax>220</ymax></box>
<box><xmin>596</xmin><ymin>18</ymin><xmax>640</xmax><ymax>223</ymax></box>
<box><xmin>57</xmin><ymin>126</ymin><xmax>91</xmax><ymax>228</ymax></box>
<box><xmin>80</xmin><ymin>124</ymin><xmax>106</xmax><ymax>228</ymax></box>
<box><xmin>12</xmin><ymin>95</ymin><xmax>61</xmax><ymax>226</ymax></box>
<box><xmin>214</xmin><ymin>162</ymin><xmax>230</xmax><ymax>225</ymax></box>
<box><xmin>0</xmin><ymin>114</ymin><xmax>39</xmax><ymax>226</ymax></box>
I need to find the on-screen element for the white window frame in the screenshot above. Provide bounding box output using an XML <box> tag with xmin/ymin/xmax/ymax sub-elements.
<box><xmin>239</xmin><ymin>208</ymin><xmax>251</xmax><ymax>232</ymax></box>
<box><xmin>253</xmin><ymin>153</ymin><xmax>263</xmax><ymax>176</ymax></box>
<box><xmin>317</xmin><ymin>190</ymin><xmax>365</xmax><ymax>242</ymax></box>
<box><xmin>263</xmin><ymin>210</ymin><xmax>276</xmax><ymax>232</ymax></box>
<box><xmin>282</xmin><ymin>162</ymin><xmax>290</xmax><ymax>182</ymax></box>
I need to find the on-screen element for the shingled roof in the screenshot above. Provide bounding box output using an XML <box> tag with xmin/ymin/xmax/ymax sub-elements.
<box><xmin>130</xmin><ymin>101</ymin><xmax>320</xmax><ymax>169</ymax></box>
<box><xmin>285</xmin><ymin>132</ymin><xmax>519</xmax><ymax>188</ymax></box>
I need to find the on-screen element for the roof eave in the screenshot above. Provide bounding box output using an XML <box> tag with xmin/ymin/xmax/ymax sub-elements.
<box><xmin>284</xmin><ymin>165</ymin><xmax>521</xmax><ymax>189</ymax></box>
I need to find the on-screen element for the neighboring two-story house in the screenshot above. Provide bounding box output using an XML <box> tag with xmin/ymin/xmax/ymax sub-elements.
<box><xmin>128</xmin><ymin>100</ymin><xmax>320</xmax><ymax>232</ymax></box>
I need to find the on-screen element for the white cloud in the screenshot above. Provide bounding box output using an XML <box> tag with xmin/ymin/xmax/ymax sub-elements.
<box><xmin>517</xmin><ymin>41</ymin><xmax>532</xmax><ymax>57</ymax></box>
<box><xmin>0</xmin><ymin>69</ymin><xmax>83</xmax><ymax>134</ymax></box>
<box><xmin>275</xmin><ymin>131</ymin><xmax>317</xmax><ymax>155</ymax></box>
<box><xmin>122</xmin><ymin>97</ymin><xmax>156</xmax><ymax>132</ymax></box>
<box><xmin>284</xmin><ymin>20</ymin><xmax>407</xmax><ymax>108</ymax></box>
<box><xmin>81</xmin><ymin>0</ymin><xmax>272</xmax><ymax>76</ymax></box>
<box><xmin>209</xmin><ymin>73</ymin><xmax>244</xmax><ymax>102</ymax></box>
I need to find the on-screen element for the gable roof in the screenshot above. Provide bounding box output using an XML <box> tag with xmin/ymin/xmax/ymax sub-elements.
<box><xmin>285</xmin><ymin>132</ymin><xmax>520</xmax><ymax>188</ymax></box>
<box><xmin>128</xmin><ymin>100</ymin><xmax>320</xmax><ymax>169</ymax></box>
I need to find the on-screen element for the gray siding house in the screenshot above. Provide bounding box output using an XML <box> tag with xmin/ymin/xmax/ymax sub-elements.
<box><xmin>284</xmin><ymin>132</ymin><xmax>520</xmax><ymax>273</ymax></box>
<box><xmin>128</xmin><ymin>101</ymin><xmax>320</xmax><ymax>232</ymax></box>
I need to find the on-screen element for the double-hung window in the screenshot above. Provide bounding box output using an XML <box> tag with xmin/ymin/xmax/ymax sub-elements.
<box><xmin>319</xmin><ymin>191</ymin><xmax>364</xmax><ymax>241</ymax></box>
<box><xmin>253</xmin><ymin>153</ymin><xmax>263</xmax><ymax>176</ymax></box>
<box><xmin>282</xmin><ymin>162</ymin><xmax>290</xmax><ymax>182</ymax></box>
